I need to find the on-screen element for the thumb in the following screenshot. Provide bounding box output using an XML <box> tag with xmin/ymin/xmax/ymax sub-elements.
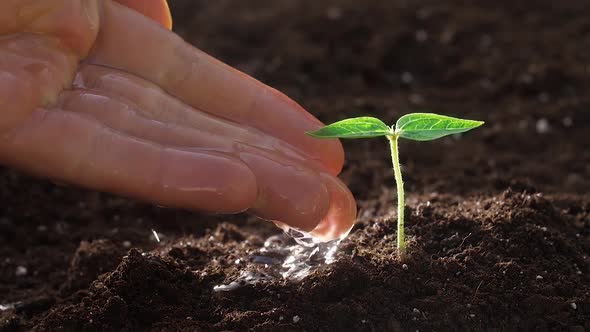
<box><xmin>114</xmin><ymin>0</ymin><xmax>172</xmax><ymax>30</ymax></box>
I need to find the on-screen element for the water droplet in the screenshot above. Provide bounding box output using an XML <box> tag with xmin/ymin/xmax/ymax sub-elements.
<box><xmin>151</xmin><ymin>229</ymin><xmax>161</xmax><ymax>243</ymax></box>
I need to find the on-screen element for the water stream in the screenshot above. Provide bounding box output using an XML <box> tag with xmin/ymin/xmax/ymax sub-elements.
<box><xmin>213</xmin><ymin>226</ymin><xmax>346</xmax><ymax>292</ymax></box>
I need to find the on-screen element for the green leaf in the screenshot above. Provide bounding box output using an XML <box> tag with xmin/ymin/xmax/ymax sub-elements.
<box><xmin>306</xmin><ymin>117</ymin><xmax>392</xmax><ymax>139</ymax></box>
<box><xmin>395</xmin><ymin>113</ymin><xmax>484</xmax><ymax>141</ymax></box>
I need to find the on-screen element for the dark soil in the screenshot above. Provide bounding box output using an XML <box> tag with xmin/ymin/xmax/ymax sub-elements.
<box><xmin>1</xmin><ymin>0</ymin><xmax>589</xmax><ymax>331</ymax></box>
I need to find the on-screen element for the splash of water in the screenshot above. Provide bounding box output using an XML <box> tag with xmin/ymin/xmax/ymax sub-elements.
<box><xmin>213</xmin><ymin>226</ymin><xmax>347</xmax><ymax>292</ymax></box>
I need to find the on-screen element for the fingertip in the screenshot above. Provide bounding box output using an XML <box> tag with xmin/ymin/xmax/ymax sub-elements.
<box><xmin>241</xmin><ymin>152</ymin><xmax>330</xmax><ymax>232</ymax></box>
<box><xmin>159</xmin><ymin>0</ymin><xmax>173</xmax><ymax>30</ymax></box>
<box><xmin>310</xmin><ymin>173</ymin><xmax>357</xmax><ymax>242</ymax></box>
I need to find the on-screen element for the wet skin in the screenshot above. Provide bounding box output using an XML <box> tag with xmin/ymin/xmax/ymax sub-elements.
<box><xmin>0</xmin><ymin>0</ymin><xmax>356</xmax><ymax>241</ymax></box>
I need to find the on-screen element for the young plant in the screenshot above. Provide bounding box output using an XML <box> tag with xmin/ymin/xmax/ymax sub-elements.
<box><xmin>307</xmin><ymin>113</ymin><xmax>484</xmax><ymax>254</ymax></box>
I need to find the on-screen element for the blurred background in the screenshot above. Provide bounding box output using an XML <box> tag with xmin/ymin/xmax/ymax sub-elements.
<box><xmin>167</xmin><ymin>0</ymin><xmax>589</xmax><ymax>199</ymax></box>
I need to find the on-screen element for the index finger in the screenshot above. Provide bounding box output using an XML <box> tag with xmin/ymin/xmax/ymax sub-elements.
<box><xmin>87</xmin><ymin>0</ymin><xmax>344</xmax><ymax>175</ymax></box>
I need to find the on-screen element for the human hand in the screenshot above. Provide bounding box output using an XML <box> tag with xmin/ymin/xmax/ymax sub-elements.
<box><xmin>0</xmin><ymin>0</ymin><xmax>356</xmax><ymax>241</ymax></box>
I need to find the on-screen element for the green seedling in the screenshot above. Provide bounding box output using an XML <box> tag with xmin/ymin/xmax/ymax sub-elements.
<box><xmin>307</xmin><ymin>113</ymin><xmax>484</xmax><ymax>255</ymax></box>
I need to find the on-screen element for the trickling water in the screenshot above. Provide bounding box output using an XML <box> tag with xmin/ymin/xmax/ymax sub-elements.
<box><xmin>283</xmin><ymin>227</ymin><xmax>319</xmax><ymax>247</ymax></box>
<box><xmin>212</xmin><ymin>226</ymin><xmax>348</xmax><ymax>292</ymax></box>
<box><xmin>213</xmin><ymin>270</ymin><xmax>273</xmax><ymax>292</ymax></box>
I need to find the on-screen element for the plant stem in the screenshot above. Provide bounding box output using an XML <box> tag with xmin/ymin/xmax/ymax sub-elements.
<box><xmin>387</xmin><ymin>134</ymin><xmax>405</xmax><ymax>254</ymax></box>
